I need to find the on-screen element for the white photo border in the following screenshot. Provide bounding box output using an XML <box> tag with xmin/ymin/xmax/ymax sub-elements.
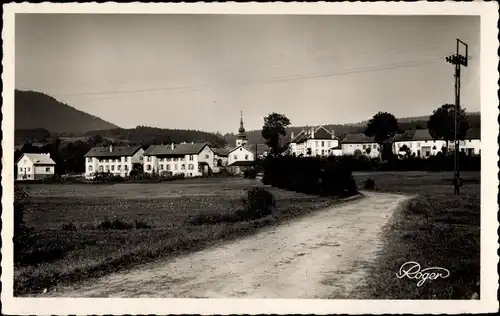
<box><xmin>2</xmin><ymin>2</ymin><xmax>499</xmax><ymax>315</ymax></box>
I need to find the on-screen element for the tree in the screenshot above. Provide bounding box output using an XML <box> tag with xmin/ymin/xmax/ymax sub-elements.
<box><xmin>364</xmin><ymin>112</ymin><xmax>399</xmax><ymax>161</ymax></box>
<box><xmin>427</xmin><ymin>104</ymin><xmax>469</xmax><ymax>152</ymax></box>
<box><xmin>262</xmin><ymin>113</ymin><xmax>291</xmax><ymax>156</ymax></box>
<box><xmin>398</xmin><ymin>144</ymin><xmax>411</xmax><ymax>158</ymax></box>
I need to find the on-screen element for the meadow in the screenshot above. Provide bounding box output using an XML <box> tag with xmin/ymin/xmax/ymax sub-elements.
<box><xmin>352</xmin><ymin>171</ymin><xmax>481</xmax><ymax>299</ymax></box>
<box><xmin>15</xmin><ymin>177</ymin><xmax>353</xmax><ymax>295</ymax></box>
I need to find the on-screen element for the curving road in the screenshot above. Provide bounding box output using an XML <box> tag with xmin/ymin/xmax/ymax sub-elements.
<box><xmin>41</xmin><ymin>191</ymin><xmax>411</xmax><ymax>298</ymax></box>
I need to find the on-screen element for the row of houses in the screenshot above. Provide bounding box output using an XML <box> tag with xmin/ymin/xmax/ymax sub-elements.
<box><xmin>16</xmin><ymin>114</ymin><xmax>481</xmax><ymax>180</ymax></box>
<box><xmin>288</xmin><ymin>126</ymin><xmax>481</xmax><ymax>158</ymax></box>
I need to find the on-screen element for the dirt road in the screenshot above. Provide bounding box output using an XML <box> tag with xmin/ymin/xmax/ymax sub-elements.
<box><xmin>43</xmin><ymin>191</ymin><xmax>410</xmax><ymax>298</ymax></box>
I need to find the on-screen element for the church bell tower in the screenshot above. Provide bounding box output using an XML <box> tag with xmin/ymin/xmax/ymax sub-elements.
<box><xmin>236</xmin><ymin>111</ymin><xmax>248</xmax><ymax>147</ymax></box>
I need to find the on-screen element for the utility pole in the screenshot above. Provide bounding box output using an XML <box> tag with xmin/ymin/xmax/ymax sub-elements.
<box><xmin>445</xmin><ymin>38</ymin><xmax>468</xmax><ymax>185</ymax></box>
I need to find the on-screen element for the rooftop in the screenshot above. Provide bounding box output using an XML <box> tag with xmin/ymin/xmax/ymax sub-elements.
<box><xmin>290</xmin><ymin>126</ymin><xmax>338</xmax><ymax>143</ymax></box>
<box><xmin>84</xmin><ymin>145</ymin><xmax>142</xmax><ymax>158</ymax></box>
<box><xmin>19</xmin><ymin>153</ymin><xmax>56</xmax><ymax>165</ymax></box>
<box><xmin>341</xmin><ymin>133</ymin><xmax>376</xmax><ymax>144</ymax></box>
<box><xmin>143</xmin><ymin>142</ymin><xmax>209</xmax><ymax>156</ymax></box>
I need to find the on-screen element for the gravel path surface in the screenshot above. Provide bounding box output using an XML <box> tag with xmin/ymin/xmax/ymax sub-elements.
<box><xmin>40</xmin><ymin>191</ymin><xmax>410</xmax><ymax>298</ymax></box>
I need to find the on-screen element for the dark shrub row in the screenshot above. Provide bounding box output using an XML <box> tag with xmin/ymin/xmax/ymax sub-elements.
<box><xmin>262</xmin><ymin>156</ymin><xmax>358</xmax><ymax>197</ymax></box>
<box><xmin>243</xmin><ymin>168</ymin><xmax>258</xmax><ymax>179</ymax></box>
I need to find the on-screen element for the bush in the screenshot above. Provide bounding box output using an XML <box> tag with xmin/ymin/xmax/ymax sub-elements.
<box><xmin>239</xmin><ymin>187</ymin><xmax>276</xmax><ymax>220</ymax></box>
<box><xmin>93</xmin><ymin>172</ymin><xmax>124</xmax><ymax>183</ymax></box>
<box><xmin>134</xmin><ymin>220</ymin><xmax>152</xmax><ymax>229</ymax></box>
<box><xmin>262</xmin><ymin>156</ymin><xmax>358</xmax><ymax>197</ymax></box>
<box><xmin>185</xmin><ymin>211</ymin><xmax>240</xmax><ymax>225</ymax></box>
<box><xmin>61</xmin><ymin>223</ymin><xmax>78</xmax><ymax>231</ymax></box>
<box><xmin>96</xmin><ymin>218</ymin><xmax>133</xmax><ymax>230</ymax></box>
<box><xmin>363</xmin><ymin>178</ymin><xmax>376</xmax><ymax>190</ymax></box>
<box><xmin>243</xmin><ymin>168</ymin><xmax>258</xmax><ymax>179</ymax></box>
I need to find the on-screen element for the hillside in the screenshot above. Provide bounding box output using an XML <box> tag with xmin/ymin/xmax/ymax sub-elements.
<box><xmin>224</xmin><ymin>113</ymin><xmax>481</xmax><ymax>145</ymax></box>
<box><xmin>15</xmin><ymin>90</ymin><xmax>120</xmax><ymax>134</ymax></box>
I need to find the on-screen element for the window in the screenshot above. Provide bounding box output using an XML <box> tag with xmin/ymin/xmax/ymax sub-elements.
<box><xmin>147</xmin><ymin>165</ymin><xmax>151</xmax><ymax>171</ymax></box>
<box><xmin>362</xmin><ymin>144</ymin><xmax>366</xmax><ymax>149</ymax></box>
<box><xmin>205</xmin><ymin>154</ymin><xmax>209</xmax><ymax>159</ymax></box>
<box><xmin>124</xmin><ymin>165</ymin><xmax>128</xmax><ymax>171</ymax></box>
<box><xmin>87</xmin><ymin>158</ymin><xmax>92</xmax><ymax>163</ymax></box>
<box><xmin>166</xmin><ymin>165</ymin><xmax>171</xmax><ymax>171</ymax></box>
<box><xmin>181</xmin><ymin>164</ymin><xmax>185</xmax><ymax>170</ymax></box>
<box><xmin>106</xmin><ymin>166</ymin><xmax>110</xmax><ymax>172</ymax></box>
<box><xmin>189</xmin><ymin>155</ymin><xmax>194</xmax><ymax>161</ymax></box>
<box><xmin>240</xmin><ymin>148</ymin><xmax>242</xmax><ymax>151</ymax></box>
<box><xmin>174</xmin><ymin>165</ymin><xmax>178</xmax><ymax>170</ymax></box>
<box><xmin>417</xmin><ymin>143</ymin><xmax>421</xmax><ymax>148</ymax></box>
<box><xmin>167</xmin><ymin>158</ymin><xmax>172</xmax><ymax>162</ymax></box>
<box><xmin>160</xmin><ymin>164</ymin><xmax>164</xmax><ymax>170</ymax></box>
<box><xmin>89</xmin><ymin>166</ymin><xmax>93</xmax><ymax>171</ymax></box>
<box><xmin>189</xmin><ymin>164</ymin><xmax>194</xmax><ymax>170</ymax></box>
<box><xmin>321</xmin><ymin>141</ymin><xmax>325</xmax><ymax>147</ymax></box>
<box><xmin>234</xmin><ymin>155</ymin><xmax>237</xmax><ymax>160</ymax></box>
<box><xmin>111</xmin><ymin>165</ymin><xmax>115</xmax><ymax>171</ymax></box>
<box><xmin>118</xmin><ymin>165</ymin><xmax>121</xmax><ymax>171</ymax></box>
<box><xmin>321</xmin><ymin>150</ymin><xmax>325</xmax><ymax>155</ymax></box>
<box><xmin>46</xmin><ymin>167</ymin><xmax>50</xmax><ymax>172</ymax></box>
<box><xmin>27</xmin><ymin>167</ymin><xmax>31</xmax><ymax>172</ymax></box>
<box><xmin>245</xmin><ymin>155</ymin><xmax>248</xmax><ymax>160</ymax></box>
<box><xmin>147</xmin><ymin>156</ymin><xmax>152</xmax><ymax>162</ymax></box>
<box><xmin>99</xmin><ymin>166</ymin><xmax>104</xmax><ymax>172</ymax></box>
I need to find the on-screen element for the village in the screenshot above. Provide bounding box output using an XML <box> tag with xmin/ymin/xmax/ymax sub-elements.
<box><xmin>15</xmin><ymin>112</ymin><xmax>481</xmax><ymax>181</ymax></box>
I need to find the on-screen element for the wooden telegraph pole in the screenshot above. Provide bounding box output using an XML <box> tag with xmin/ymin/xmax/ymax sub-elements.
<box><xmin>445</xmin><ymin>38</ymin><xmax>468</xmax><ymax>184</ymax></box>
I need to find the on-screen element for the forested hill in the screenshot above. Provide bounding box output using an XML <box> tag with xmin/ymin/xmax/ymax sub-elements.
<box><xmin>15</xmin><ymin>90</ymin><xmax>120</xmax><ymax>133</ymax></box>
<box><xmin>14</xmin><ymin>90</ymin><xmax>227</xmax><ymax>147</ymax></box>
<box><xmin>223</xmin><ymin>113</ymin><xmax>481</xmax><ymax>145</ymax></box>
<box><xmin>83</xmin><ymin>126</ymin><xmax>227</xmax><ymax>148</ymax></box>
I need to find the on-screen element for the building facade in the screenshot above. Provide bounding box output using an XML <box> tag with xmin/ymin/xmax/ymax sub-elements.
<box><xmin>143</xmin><ymin>142</ymin><xmax>215</xmax><ymax>177</ymax></box>
<box><xmin>84</xmin><ymin>145</ymin><xmax>144</xmax><ymax>179</ymax></box>
<box><xmin>392</xmin><ymin>129</ymin><xmax>448</xmax><ymax>158</ymax></box>
<box><xmin>16</xmin><ymin>153</ymin><xmax>56</xmax><ymax>180</ymax></box>
<box><xmin>341</xmin><ymin>134</ymin><xmax>381</xmax><ymax>158</ymax></box>
<box><xmin>289</xmin><ymin>126</ymin><xmax>340</xmax><ymax>157</ymax></box>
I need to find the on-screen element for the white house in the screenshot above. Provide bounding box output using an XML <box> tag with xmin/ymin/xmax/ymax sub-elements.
<box><xmin>143</xmin><ymin>142</ymin><xmax>215</xmax><ymax>177</ymax></box>
<box><xmin>392</xmin><ymin>129</ymin><xmax>447</xmax><ymax>158</ymax></box>
<box><xmin>289</xmin><ymin>126</ymin><xmax>340</xmax><ymax>157</ymax></box>
<box><xmin>84</xmin><ymin>145</ymin><xmax>144</xmax><ymax>179</ymax></box>
<box><xmin>458</xmin><ymin>129</ymin><xmax>481</xmax><ymax>156</ymax></box>
<box><xmin>16</xmin><ymin>153</ymin><xmax>56</xmax><ymax>180</ymax></box>
<box><xmin>341</xmin><ymin>134</ymin><xmax>381</xmax><ymax>158</ymax></box>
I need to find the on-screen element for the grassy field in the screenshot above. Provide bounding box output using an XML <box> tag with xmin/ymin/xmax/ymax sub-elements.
<box><xmin>15</xmin><ymin>177</ymin><xmax>356</xmax><ymax>295</ymax></box>
<box><xmin>352</xmin><ymin>171</ymin><xmax>480</xmax><ymax>299</ymax></box>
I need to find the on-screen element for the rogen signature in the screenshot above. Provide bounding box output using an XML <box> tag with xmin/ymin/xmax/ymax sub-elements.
<box><xmin>396</xmin><ymin>261</ymin><xmax>450</xmax><ymax>287</ymax></box>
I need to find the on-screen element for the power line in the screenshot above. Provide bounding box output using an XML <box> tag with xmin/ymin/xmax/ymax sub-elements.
<box><xmin>34</xmin><ymin>40</ymin><xmax>452</xmax><ymax>92</ymax></box>
<box><xmin>51</xmin><ymin>56</ymin><xmax>446</xmax><ymax>99</ymax></box>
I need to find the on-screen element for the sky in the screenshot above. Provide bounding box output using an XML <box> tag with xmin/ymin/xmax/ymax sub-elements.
<box><xmin>16</xmin><ymin>14</ymin><xmax>480</xmax><ymax>134</ymax></box>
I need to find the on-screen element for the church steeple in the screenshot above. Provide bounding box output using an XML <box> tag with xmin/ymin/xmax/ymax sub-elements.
<box><xmin>238</xmin><ymin>111</ymin><xmax>246</xmax><ymax>134</ymax></box>
<box><xmin>236</xmin><ymin>110</ymin><xmax>248</xmax><ymax>147</ymax></box>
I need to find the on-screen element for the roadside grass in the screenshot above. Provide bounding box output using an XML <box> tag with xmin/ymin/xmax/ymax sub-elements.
<box><xmin>15</xmin><ymin>178</ymin><xmax>359</xmax><ymax>295</ymax></box>
<box><xmin>352</xmin><ymin>171</ymin><xmax>480</xmax><ymax>299</ymax></box>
